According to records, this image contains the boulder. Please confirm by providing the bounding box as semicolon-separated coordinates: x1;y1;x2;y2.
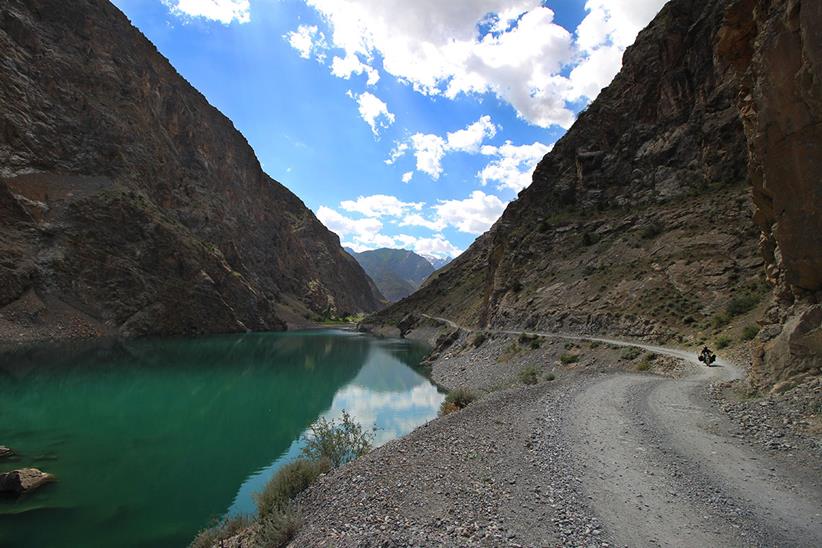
0;446;14;458
0;468;54;495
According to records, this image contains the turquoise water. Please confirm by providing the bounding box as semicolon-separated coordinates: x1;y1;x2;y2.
0;330;442;547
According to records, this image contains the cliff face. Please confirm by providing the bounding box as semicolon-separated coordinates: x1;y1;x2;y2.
370;0;820;384
372;0;761;337
718;0;821;385
0;0;383;340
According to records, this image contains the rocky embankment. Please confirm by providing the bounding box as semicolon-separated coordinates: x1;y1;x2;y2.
0;0;383;343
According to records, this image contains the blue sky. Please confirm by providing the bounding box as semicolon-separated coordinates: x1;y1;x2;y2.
111;0;667;258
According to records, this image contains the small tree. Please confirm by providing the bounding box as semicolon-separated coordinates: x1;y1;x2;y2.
301;411;374;468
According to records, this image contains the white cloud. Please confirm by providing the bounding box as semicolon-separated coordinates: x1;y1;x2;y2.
289;0;667;127
404;115;497;180
406;235;462;259
284;24;329;61
348;91;395;136
478;140;553;192
384;142;409;165
401;171;413;183
409;133;447;179
399;213;446;232
317;206;383;243
433;190;507;234
331;54;380;85
445;115;496;153
162;0;250;24
340;194;423;217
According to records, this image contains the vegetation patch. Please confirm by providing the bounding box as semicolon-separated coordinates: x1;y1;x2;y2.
544;372;556;381
641;221;664;240
191;516;252;548
620;347;643;361
440;388;477;416
472;332;488;347
559;353;580;364
256;507;303;548
716;335;732;349
302;410;374;467
255;458;332;518
518;365;540;385
741;325;759;341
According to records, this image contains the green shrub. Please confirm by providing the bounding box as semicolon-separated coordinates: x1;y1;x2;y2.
741;325;759;341
439;388;477;415
473;332;488;347
519;366;540;385
559;353;579;364
530;339;541;350
301;411;373;468
636;360;651;372
256;506;302;548
726;292;761;317
712;313;731;329
255;458;332;517
511;280;524;293
716;335;732;349
620;347;642;361
544;373;556;381
589;340;601;349
190;516;252;548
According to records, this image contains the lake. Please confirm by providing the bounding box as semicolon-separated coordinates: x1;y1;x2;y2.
0;330;442;547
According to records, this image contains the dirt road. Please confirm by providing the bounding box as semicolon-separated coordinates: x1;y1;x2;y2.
421;314;822;546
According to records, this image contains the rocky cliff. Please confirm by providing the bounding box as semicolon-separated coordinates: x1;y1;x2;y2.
0;0;383;341
369;0;821;386
717;0;821;385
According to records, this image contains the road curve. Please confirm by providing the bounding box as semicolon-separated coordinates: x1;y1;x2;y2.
420;314;822;546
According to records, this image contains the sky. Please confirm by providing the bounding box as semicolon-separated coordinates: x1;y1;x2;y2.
110;0;668;259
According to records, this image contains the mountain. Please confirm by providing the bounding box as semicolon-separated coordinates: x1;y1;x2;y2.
424;255;453;271
0;0;383;342
347;248;435;302
366;0;821;387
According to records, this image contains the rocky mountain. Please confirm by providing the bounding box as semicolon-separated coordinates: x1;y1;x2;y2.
367;0;820;387
0;0;383;342
347;248;435;302
424;255;453;271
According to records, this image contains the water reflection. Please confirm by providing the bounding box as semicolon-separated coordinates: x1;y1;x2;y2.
227;336;443;516
0;330;440;548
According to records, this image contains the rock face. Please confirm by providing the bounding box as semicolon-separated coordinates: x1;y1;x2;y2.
0;468;53;495
369;0;820;385
717;0;822;386
0;0;383;341
0;446;13;458
371;0;760;337
347;248;435;302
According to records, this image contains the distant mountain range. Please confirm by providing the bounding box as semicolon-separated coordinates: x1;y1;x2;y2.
345;248;452;302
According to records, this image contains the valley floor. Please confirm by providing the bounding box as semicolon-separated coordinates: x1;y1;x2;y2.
226;323;822;547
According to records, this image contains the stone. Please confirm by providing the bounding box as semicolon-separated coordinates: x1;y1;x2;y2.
0;468;54;495
0;446;14;458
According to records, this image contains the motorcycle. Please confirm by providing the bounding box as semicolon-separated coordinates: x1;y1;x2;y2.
698;347;716;366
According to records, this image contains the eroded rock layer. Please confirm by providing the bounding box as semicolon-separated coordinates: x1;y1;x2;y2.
0;0;383;340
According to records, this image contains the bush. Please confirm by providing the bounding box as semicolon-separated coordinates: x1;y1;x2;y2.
530;339;541;350
301;411;373;468
256;507;302;548
473;332;488;347
620;347;642;361
712;312;731;329
544;373;556;381
726;292;761;317
439;388;477;416
519;366;540;385
742;325;759;341
716;335;732;349
190;516;252;548
511;280;524;293
255;458;332;517
636;360;651;372
559;353;579;364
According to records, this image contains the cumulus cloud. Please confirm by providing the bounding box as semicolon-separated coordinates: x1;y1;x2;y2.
162;0;250;24
433;190;507;234
403;115;497;180
316;206;383;243
399;213;446;232
347;91;395;136
340;194;423;217
288;0;668;127
284;24;329;61
401;171;413;183
479;140;553;192
331;54;380;85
